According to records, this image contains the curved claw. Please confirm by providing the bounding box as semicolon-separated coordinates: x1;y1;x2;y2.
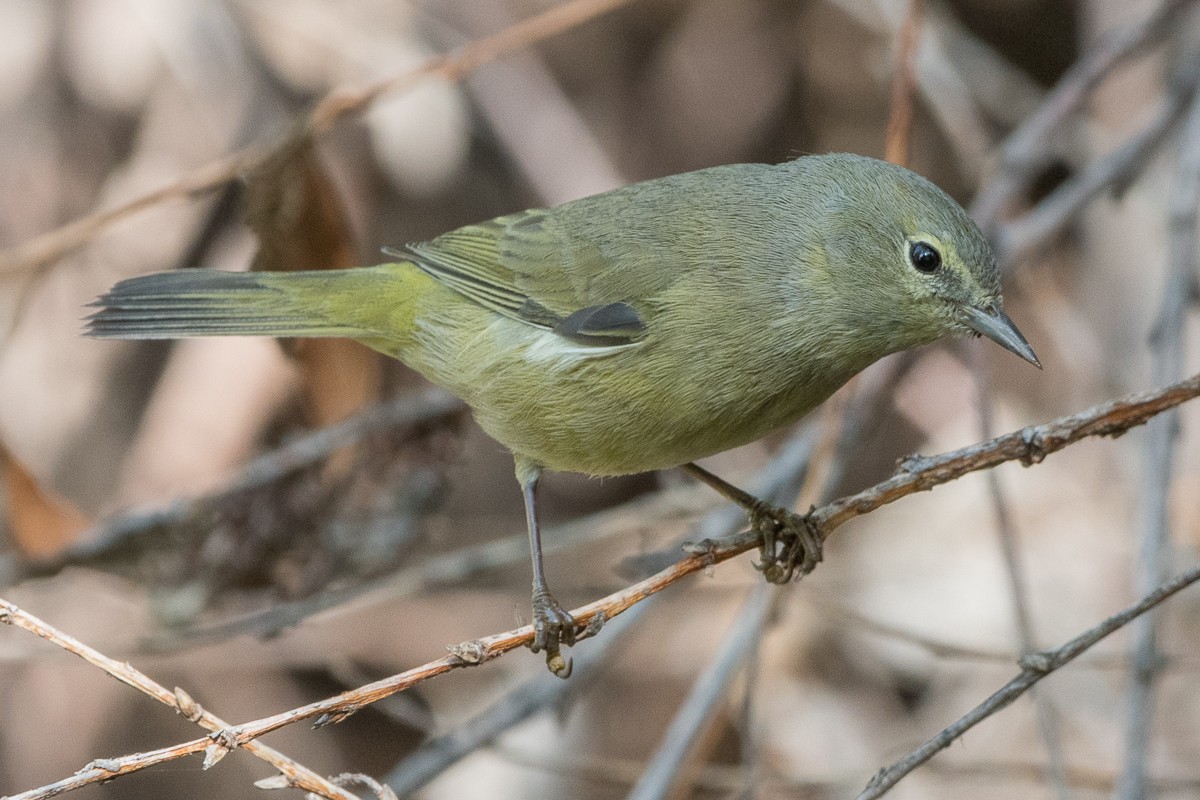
530;589;579;678
749;503;823;584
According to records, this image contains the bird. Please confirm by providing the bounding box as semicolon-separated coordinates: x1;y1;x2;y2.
86;152;1039;676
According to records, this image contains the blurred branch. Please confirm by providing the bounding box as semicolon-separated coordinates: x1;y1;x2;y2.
971;0;1196;230
19;388;463;578
1115;88;1200;800
626;584;779;800
0;0;643;280
996;57;1199;267
145;480;712;649
884;0;924;167
427;1;626;205
833;0;995;175
9;372;1200;799
0;598;359;800
857;562;1200;800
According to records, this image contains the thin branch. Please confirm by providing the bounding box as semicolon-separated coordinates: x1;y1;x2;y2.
386;416;826;794
0;0;643;279
810;372;1200;535
0;599;357;800
626;584;779;800
857;562;1200;800
884;0;924;167
1115;89;1200;800
8;372;1200;800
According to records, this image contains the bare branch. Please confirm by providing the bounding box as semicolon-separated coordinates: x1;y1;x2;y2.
857;562;1200;799
884;0;924;167
0;598;357;800
27;388;463;575
972;357;1071;800
8;371;1200;800
626;584;779;800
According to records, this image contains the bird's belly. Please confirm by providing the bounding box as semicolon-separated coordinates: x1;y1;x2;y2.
467;344;845;476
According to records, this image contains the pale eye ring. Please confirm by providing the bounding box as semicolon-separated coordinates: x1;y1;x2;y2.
909;241;941;273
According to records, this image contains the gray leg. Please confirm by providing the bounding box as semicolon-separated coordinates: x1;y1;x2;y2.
518;463;577;678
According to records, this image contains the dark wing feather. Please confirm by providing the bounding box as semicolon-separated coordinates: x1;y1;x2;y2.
386;208;650;346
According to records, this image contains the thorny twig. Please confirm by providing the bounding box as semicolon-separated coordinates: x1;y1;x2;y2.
386;409;829;794
7;373;1200;800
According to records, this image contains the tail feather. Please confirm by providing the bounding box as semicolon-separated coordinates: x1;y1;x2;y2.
85;269;369;339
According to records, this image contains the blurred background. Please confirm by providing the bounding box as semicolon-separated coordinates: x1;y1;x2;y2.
1;0;1199;798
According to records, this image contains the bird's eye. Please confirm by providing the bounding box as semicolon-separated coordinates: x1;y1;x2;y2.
909;241;941;273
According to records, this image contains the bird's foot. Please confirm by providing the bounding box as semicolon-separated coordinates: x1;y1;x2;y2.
530;589;579;678
749;502;823;584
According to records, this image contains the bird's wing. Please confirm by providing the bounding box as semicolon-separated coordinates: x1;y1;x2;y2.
386;208;665;346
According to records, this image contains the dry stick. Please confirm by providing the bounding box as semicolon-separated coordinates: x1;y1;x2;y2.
0;599;357;800
10;373;1200;800
1115;91;1200;800
857;563;1200;800
970;0;1194;229
0;0;642;279
625;584;779;800
973;362;1071;800
884;0;924;168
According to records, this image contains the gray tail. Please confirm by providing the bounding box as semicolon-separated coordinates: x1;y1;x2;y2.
85;269;365;340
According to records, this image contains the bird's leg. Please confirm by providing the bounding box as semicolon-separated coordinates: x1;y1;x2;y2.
680;462;823;583
519;466;578;678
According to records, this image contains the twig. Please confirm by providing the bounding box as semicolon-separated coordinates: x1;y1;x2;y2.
0;0;643;279
970;0;1195;229
9;373;1200;800
831;0;994;176
626;584;779;800
811;372;1200;534
884;0;924;167
0;598;357;800
808;592;1200;671
856;562;1200;799
1115;89;1200;800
